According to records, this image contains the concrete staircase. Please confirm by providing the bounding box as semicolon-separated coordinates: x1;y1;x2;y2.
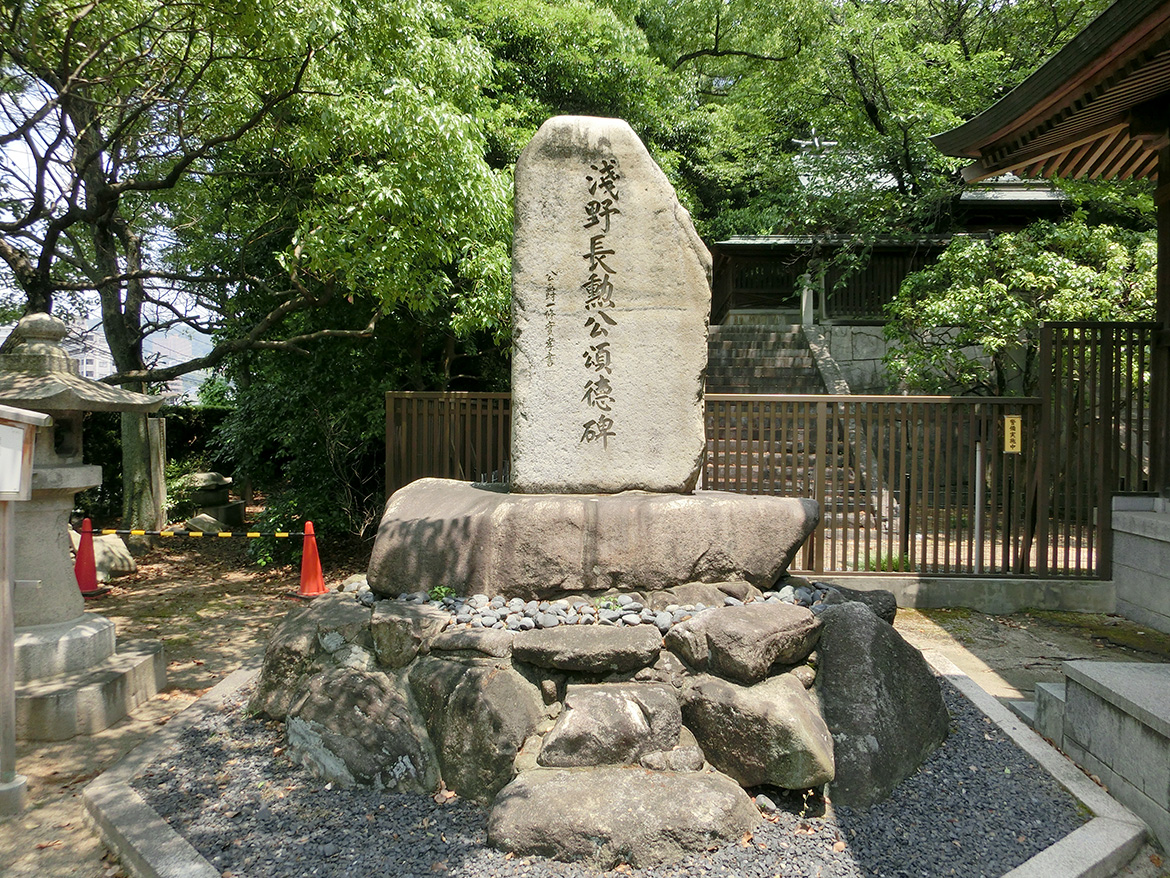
705;312;871;527
706;312;825;394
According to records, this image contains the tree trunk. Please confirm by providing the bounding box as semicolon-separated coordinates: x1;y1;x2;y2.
120;411;159;530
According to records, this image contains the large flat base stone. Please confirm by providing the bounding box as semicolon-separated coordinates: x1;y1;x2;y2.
16;641;166;741
368;479;819;600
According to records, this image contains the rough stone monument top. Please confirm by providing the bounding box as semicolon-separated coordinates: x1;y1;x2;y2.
511;116;710;495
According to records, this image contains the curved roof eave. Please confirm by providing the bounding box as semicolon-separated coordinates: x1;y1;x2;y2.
931;0;1170;159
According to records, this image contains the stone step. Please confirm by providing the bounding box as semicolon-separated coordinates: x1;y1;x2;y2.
1034;680;1066;744
706;376;823;385
1057;662;1170;855
1005;699;1037;727
706;317;826;396
706;360;817;373
16;640;166;741
709;326;806;338
707;334;807;347
706;377;822;389
721;312;801;327
706;344;809;358
706;382;826;394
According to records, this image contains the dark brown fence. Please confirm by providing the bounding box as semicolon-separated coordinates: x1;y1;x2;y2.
825;249;939;319
386;393;511;492
1033;321;1158;579
703;395;1047;575
386;377;1155;578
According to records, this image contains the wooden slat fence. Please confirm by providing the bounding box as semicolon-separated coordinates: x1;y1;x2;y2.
1032;321;1158;579
825;249;937;319
703;395;1046;576
387;374;1153;579
386;393;511;491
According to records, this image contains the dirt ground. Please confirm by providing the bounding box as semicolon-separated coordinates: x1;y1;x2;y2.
2;540;1168;878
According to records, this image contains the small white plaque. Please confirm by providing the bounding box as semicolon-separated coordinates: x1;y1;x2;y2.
0;424;26;496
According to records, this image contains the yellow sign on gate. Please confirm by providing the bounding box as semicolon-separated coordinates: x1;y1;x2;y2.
1003;415;1022;453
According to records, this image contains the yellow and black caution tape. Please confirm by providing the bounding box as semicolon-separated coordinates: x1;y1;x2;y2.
97;528;306;538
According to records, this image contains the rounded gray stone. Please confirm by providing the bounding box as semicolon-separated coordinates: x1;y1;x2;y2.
487;766;759;867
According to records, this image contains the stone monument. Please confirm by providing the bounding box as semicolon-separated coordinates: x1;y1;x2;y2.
511;116;708;493
0;314;166;740
256;117;948;870
367;116;819;599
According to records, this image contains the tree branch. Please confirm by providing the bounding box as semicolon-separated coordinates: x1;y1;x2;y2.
673;41;801;71
102;309;381;385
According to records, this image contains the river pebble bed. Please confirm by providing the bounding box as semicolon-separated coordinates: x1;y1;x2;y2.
360;582;855;633
132;677;1088;878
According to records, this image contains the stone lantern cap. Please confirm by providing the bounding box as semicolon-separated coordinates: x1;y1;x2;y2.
0;313;162;414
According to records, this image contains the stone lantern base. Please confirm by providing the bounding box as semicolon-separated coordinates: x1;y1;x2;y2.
13;614;165;741
9;459;165;741
0;312;167;741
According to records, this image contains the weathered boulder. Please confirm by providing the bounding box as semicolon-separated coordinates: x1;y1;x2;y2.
408;656;544;804
250;594;373;718
625;649;689;690
370;601;449;668
815;602;949;807
69;529;136;582
538;683;680;767
511;116;710;495
184;512;227;533
513;625;661;674
430;627;515;659
639;726;705;772
818;583;898;624
285;667;438;793
487;766;760;867
683;673;834;790
643;580;761;610
367;479;820;599
666;603;821;683
638;745;704;772
787;663;817;689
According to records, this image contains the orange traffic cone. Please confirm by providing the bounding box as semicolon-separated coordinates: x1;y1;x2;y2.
297;521;326;598
75;518;108;598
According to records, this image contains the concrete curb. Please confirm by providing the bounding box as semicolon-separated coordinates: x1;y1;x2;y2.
925;651;1149;878
818;575;1116;615
83;666;257;878
84;656;1149;878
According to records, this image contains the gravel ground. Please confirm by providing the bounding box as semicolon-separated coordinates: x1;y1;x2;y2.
134;679;1087;878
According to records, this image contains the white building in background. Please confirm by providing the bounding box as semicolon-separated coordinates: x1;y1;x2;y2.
63;327;116;380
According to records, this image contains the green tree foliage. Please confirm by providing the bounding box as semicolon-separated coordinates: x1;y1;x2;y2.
883;214;1156;396
212;305;508;546
4;0;1147;540
633;0;1114;237
1;0;508;526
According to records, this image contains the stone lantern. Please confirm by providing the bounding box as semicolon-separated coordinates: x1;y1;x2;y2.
0;313;165;740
